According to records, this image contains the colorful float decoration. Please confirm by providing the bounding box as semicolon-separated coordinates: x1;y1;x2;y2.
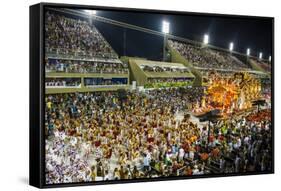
194;71;261;116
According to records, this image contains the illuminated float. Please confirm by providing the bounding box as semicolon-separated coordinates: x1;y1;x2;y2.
194;71;261;116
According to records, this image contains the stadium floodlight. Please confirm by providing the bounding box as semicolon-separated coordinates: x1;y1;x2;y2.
229;42;234;52
162;21;170;34
259;52;263;60
246;48;250;56
85;10;96;15
203;34;209;45
269;56;272;62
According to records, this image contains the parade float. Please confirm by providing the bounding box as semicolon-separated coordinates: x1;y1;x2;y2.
193;71;262;116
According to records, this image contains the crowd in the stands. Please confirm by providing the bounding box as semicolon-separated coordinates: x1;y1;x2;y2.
45;59;129;74
84;78;128;86
250;58;271;73
142;65;189;73
169;40;250;70
45;11;117;59
144;78;194;88
45;78;81;87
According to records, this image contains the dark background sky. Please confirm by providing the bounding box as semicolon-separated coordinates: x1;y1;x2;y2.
82;9;273;61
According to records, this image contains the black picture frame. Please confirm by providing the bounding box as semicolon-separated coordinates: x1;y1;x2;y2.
30;2;274;188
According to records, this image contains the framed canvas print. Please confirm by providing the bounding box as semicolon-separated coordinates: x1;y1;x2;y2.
29;2;274;188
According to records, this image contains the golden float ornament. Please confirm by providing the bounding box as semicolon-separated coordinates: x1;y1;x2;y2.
200;71;261;115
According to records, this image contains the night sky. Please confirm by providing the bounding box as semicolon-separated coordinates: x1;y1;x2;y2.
87;9;273;61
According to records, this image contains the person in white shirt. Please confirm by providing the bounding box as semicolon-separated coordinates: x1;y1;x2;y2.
178;147;185;161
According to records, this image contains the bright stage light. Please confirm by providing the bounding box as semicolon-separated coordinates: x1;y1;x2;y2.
269;56;272;62
247;48;250;56
229;42;234;51
259;52;263;60
162;21;170;34
203;34;209;45
85;10;96;15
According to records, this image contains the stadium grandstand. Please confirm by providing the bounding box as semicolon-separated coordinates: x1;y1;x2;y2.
44;8;272;184
249;57;271;73
129;59;194;88
45;11;129;94
168;39;251;70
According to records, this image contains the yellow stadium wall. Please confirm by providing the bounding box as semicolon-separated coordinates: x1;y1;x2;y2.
128;59;148;86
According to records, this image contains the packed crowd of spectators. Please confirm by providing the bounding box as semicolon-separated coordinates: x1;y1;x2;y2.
142;65;189;73
43;10;271;184
199;70;235;78
45;78;128;88
260;78;271;96
169;40;250;70
45;88;271;184
250;58;271;73
45;11;117;59
45;59;129;74
45;78;81;87
145;78;194;88
84;78;128;86
146;87;204;112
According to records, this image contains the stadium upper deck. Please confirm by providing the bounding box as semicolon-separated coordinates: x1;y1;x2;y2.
45;11;118;59
45;11;129;94
168;39;251;71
